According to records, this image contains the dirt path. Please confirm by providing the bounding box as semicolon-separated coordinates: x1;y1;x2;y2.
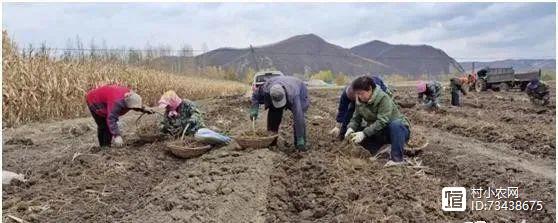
2;86;556;222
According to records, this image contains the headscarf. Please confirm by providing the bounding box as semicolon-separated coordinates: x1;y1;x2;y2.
416;81;427;93
158;90;182;118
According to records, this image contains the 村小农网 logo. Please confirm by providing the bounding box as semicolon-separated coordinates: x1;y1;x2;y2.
442;187;466;211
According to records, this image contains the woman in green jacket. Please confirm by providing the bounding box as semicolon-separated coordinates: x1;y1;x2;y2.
344;76;411;167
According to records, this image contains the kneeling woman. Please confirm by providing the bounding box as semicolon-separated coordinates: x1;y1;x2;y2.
158;90;205;137
344;76;411;167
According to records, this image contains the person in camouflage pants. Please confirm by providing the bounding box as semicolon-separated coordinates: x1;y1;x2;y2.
416;80;442;109
526;79;550;106
158;91;205;137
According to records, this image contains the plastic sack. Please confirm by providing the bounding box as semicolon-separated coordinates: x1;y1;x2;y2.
194;128;231;145
3;170;25;185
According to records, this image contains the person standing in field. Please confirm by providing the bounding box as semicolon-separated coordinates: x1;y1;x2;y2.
344;76;411;167
416;80;442;109
86;84;152;148
330;75;391;140
250;76;309;151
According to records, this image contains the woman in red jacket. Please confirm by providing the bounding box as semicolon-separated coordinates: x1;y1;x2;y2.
86;84;152;148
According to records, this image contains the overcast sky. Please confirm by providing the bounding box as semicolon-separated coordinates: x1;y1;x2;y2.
2;2;556;61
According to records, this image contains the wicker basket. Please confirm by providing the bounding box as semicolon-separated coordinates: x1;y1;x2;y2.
166;140;212;159
397;101;416;108
406;131;429;152
234;134;278;149
136;133;163;143
135;113;164;142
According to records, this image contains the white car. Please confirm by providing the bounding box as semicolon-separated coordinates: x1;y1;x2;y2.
252;70;284;91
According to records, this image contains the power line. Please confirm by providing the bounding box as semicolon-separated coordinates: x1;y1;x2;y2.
21;47;555;61
22;48;205;52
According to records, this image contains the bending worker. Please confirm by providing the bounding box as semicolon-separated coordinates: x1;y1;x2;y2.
330;75;390;140
526;78;550;106
86;84;152;148
250;76;309;151
449;76;469;106
416;80;442;109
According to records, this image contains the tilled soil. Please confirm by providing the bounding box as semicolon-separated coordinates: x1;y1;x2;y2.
2;85;556;222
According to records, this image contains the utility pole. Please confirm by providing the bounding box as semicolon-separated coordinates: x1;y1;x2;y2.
250;45;259;71
472;62;475;75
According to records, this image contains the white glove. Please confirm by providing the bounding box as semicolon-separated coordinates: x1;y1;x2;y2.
113;136;124;147
329;126;340;136
344;128;355;140
350;132;365;144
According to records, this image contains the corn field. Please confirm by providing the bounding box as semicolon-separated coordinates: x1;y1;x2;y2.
2;31;248;127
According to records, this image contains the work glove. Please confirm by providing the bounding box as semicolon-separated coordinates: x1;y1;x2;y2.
329;123;341;136
344;128;355;140
350;132;365;144
296;137;306;151
249;107;259;120
112;136;124;147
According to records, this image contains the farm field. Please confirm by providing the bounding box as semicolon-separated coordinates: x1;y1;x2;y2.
2;84;555;222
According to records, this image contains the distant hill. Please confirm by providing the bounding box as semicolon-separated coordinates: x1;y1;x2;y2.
350;40;464;76
156;34;480;78
460;59;555;73
195;34;396;77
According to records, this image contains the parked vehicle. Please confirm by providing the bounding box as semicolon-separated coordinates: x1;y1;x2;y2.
251;70;284;91
473;67;541;92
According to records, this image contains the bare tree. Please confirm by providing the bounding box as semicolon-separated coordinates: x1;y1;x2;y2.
26;43;34;59
63;38;74;62
180;44;193;57
127;48;142;65
38;41;50;58
100;39;109;61
145;42;154;61
199;42;209;73
89;38;97;60
74;35;86;62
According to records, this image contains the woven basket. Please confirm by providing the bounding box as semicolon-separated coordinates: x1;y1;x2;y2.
406;131;429;152
397;101;416;108
234;134;278;149
166;140;212;159
135;113;164;142
137;133;163;143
